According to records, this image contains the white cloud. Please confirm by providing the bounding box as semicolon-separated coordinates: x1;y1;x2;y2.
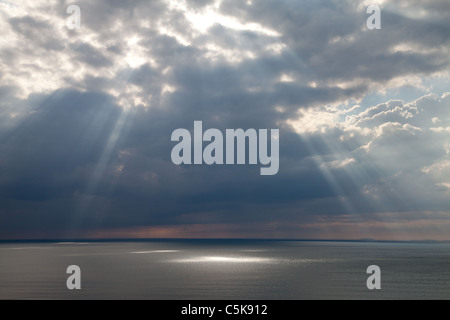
289;92;450;213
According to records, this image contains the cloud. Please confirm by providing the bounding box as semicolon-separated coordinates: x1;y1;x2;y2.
289;92;450;214
1;0;450;240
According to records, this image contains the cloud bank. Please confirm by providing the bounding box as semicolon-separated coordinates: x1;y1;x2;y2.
1;0;450;240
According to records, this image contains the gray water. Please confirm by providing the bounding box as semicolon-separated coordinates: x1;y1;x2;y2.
0;240;449;299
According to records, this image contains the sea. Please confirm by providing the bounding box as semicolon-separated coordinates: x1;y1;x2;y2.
0;240;449;300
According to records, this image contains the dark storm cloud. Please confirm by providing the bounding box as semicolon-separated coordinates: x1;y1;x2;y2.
1;0;450;239
219;0;450;83
0;87;338;233
0;90;121;199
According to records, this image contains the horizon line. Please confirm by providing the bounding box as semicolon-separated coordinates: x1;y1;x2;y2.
0;238;449;244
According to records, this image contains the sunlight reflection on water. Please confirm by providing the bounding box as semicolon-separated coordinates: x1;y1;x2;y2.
130;250;180;254
171;256;275;264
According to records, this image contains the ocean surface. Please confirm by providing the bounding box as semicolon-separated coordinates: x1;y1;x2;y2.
0;240;449;300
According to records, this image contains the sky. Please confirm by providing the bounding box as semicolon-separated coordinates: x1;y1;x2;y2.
0;0;450;241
